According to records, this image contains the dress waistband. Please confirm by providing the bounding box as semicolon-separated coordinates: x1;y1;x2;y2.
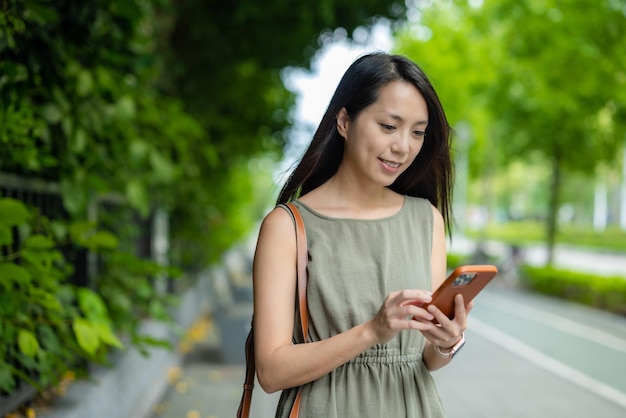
348;347;422;365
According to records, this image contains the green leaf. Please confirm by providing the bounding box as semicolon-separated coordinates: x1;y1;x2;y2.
77;288;109;321
0;362;16;393
0;263;32;288
129;140;149;162
73;318;100;355
68;220;96;241
27;288;62;311
135;335;171;350
0;225;12;246
0;198;29;226
37;324;61;350
60;178;87;215
149;299;168;320
17;329;40;357
41;103;63;124
24;234;55;250
115;95;136;120
90;231;119;250
61;114;74;137
71;127;88;153
50;221;68;240
76;69;93;97
125;179;149;217
149;150;176;183
1;62;28;83
94;322;124;349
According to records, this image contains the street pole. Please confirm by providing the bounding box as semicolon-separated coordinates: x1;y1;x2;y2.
593;179;607;232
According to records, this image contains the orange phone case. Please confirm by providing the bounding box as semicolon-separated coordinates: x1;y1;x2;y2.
425;265;498;321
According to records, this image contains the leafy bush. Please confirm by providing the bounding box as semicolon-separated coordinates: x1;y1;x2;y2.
520;265;626;315
0;197;178;394
0;198;114;392
0;0;407;405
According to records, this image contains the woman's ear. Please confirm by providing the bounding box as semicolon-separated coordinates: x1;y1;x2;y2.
336;108;350;139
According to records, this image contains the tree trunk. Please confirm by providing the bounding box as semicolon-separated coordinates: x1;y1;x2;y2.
546;155;562;266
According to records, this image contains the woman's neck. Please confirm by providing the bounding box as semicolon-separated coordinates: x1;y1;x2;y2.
299;175;404;219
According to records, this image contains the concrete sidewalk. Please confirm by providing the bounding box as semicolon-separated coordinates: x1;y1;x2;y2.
146;314;279;418
146;287;626;418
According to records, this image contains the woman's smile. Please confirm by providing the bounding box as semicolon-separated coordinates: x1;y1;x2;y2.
379;158;402;172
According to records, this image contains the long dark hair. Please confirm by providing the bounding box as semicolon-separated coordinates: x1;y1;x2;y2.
277;52;454;231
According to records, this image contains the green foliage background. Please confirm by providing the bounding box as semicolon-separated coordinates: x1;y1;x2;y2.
0;0;406;399
394;0;626;262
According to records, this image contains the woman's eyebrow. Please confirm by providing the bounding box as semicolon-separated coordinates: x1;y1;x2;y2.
382;112;428;126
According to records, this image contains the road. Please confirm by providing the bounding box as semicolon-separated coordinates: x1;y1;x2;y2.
434;285;626;418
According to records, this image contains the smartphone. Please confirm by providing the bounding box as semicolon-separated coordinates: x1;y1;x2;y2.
425;265;498;321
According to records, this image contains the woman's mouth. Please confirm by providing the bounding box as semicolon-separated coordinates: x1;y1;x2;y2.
380;158;401;171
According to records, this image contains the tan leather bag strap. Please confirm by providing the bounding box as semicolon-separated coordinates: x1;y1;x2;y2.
237;202;308;418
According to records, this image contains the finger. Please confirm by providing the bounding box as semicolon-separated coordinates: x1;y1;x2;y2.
406;305;434;322
406;316;435;332
397;289;433;307
420;323;447;341
427;303;451;326
453;295;473;331
454;294;467;322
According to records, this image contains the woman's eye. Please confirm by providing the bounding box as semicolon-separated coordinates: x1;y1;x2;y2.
413;130;426;139
381;124;395;131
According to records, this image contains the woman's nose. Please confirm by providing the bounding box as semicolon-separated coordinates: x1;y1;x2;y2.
390;131;410;154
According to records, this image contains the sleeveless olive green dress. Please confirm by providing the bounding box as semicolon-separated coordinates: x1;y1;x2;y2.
275;196;446;418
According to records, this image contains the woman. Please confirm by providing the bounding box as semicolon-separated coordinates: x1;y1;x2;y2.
253;52;470;417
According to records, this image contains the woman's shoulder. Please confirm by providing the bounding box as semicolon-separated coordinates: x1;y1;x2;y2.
259;205;297;236
404;196;443;222
404;195;433;210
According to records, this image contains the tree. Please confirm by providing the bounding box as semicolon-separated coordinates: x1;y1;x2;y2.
396;0;626;263
156;0;410;265
394;1;501;233
1;0;409;268
480;0;626;263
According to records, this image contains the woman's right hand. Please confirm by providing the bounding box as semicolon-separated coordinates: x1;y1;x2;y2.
367;290;436;344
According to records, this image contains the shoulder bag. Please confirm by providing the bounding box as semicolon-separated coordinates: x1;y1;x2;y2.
237;202;309;418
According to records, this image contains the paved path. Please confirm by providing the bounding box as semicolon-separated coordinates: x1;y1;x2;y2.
435;286;626;418
146;317;279;418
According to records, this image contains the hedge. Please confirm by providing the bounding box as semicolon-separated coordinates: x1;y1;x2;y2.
521;265;626;315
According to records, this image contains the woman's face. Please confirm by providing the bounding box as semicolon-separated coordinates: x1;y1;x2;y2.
337;80;428;187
